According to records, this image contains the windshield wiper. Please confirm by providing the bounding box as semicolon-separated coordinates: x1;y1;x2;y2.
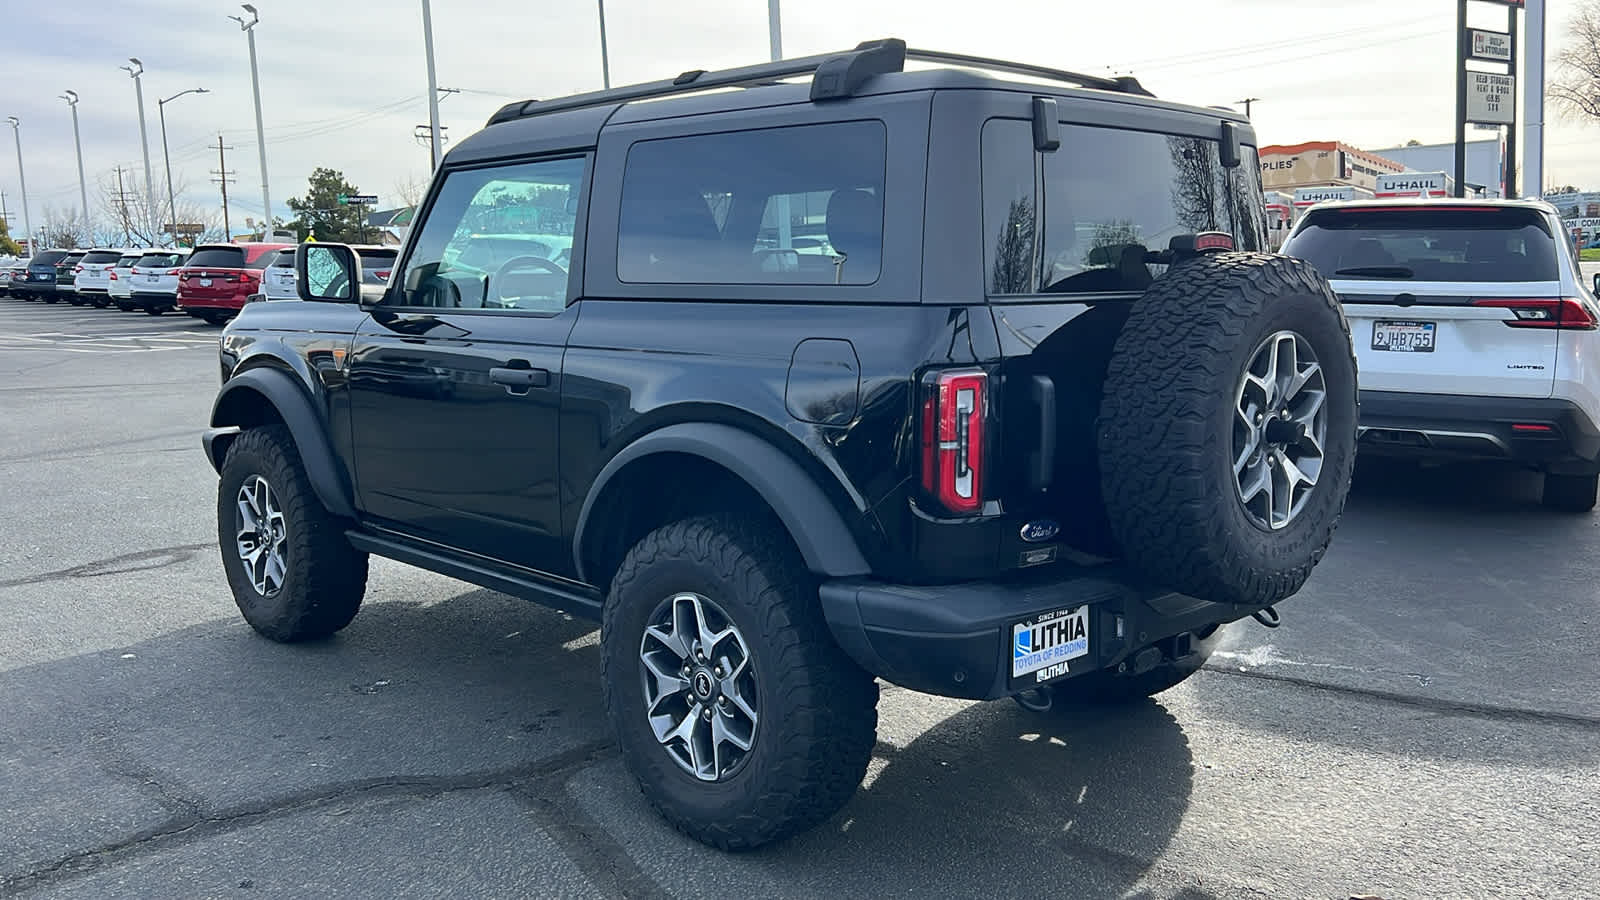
1333;265;1414;278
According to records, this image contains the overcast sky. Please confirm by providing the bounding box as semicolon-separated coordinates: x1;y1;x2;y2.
3;0;1596;233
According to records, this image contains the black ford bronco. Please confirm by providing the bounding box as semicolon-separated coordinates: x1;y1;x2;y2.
202;40;1357;850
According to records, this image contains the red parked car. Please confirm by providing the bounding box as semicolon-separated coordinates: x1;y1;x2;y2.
175;242;292;324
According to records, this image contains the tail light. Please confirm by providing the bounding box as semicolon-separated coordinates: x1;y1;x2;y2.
109;272;117;280
920;369;987;515
374;269;391;280
1471;297;1598;330
167;268;181;276
74;265;84;273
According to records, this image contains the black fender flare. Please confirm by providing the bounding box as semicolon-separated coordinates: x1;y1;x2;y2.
574;422;871;582
203;367;358;520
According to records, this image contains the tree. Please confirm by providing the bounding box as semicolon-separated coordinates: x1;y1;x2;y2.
288;167;368;242
95;172;220;248
1553;1;1600;120
989;198;1036;294
40;205;91;250
1405;139;1423;147
0;218;21;256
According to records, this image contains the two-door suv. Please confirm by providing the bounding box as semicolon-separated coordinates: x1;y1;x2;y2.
201;41;1358;850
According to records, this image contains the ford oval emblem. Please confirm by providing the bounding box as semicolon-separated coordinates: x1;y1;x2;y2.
1019;520;1060;543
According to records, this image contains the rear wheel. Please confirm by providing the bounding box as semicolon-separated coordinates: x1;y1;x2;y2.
144;306;164;316
602;515;878;851
1542;472;1598;513
115;301;136;312
200;311;229;325
1098;253;1358;608
90;296;109;308
42;295;58;304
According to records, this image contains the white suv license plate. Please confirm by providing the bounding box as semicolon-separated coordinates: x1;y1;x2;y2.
1011;606;1090;684
1372;320;1436;353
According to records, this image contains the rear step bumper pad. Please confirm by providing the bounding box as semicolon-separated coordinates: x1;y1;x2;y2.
1358;390;1600;471
819;570;1258;701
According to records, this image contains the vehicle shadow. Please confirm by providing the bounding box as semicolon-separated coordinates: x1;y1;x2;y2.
0;587;1199;897
1346;456;1551;515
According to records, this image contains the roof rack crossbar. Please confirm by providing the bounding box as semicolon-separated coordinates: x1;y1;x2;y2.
486;39;909;126
902;48;1153;97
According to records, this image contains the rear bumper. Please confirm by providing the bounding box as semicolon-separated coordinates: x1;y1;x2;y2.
1358;390;1600;472
129;291;178;309
177;295;246;313
820;567;1258;701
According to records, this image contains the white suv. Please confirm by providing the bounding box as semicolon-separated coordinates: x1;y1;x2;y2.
126;248;191;315
74;249;140;308
1282;198;1600;511
107;251;146;310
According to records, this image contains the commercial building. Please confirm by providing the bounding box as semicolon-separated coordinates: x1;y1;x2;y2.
1368;137;1504;198
1541;190;1600;246
1259;141;1406;193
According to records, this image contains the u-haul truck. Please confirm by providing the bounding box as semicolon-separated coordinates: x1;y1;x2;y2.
1374;171;1455;199
1263;190;1294;250
1292;185;1373;210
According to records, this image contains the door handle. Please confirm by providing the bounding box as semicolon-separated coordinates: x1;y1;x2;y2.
490;365;550;391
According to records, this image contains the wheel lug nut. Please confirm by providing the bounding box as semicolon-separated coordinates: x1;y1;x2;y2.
702;708;713;721
1255;413;1263;424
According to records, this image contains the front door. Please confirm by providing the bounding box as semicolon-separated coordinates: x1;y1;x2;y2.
347;155;587;576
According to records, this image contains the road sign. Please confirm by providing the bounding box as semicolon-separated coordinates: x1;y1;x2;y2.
337;194;379;206
1469;28;1512;62
1467;72;1515;125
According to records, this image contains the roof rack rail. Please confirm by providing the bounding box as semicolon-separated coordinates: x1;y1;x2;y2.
486;39;908;126
902;49;1152;97
483;38;1152;128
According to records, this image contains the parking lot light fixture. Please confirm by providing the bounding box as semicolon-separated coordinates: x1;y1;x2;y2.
120;59;159;242
59;91;89;225
5;116;31;255
158;88;209;248
229;5;272;229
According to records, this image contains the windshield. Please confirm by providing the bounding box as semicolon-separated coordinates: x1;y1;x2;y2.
135;253;183;268
1285;207;1559;283
357;249;398;283
185;248;245;269
59;254;85;268
81;251;124;265
31;250;69;267
116;255;143;268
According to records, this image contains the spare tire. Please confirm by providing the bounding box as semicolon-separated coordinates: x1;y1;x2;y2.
1097;252;1356;608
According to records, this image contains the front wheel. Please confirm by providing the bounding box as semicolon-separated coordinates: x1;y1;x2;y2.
217;425;369;641
601;516;879;851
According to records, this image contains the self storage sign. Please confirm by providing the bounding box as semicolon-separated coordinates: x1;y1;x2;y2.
1467;72;1515;125
1469;29;1512;62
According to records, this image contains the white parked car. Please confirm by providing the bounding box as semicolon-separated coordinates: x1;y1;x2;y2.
251;244;398;303
1281;197;1600;511
73;248;140;308
126;248;191;315
107;251;146;309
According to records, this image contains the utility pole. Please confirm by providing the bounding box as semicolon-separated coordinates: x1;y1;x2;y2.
212;136;237;241
60;91;89;225
121;60;158;240
1236;97;1261;118
768;0;782;60
229;5;271;229
1524;0;1547;196
112;165;136;244
5;117;30;256
1505;4;1519;197
420;0;443;171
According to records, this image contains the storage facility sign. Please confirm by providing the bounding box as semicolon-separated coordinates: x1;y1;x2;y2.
1469;29;1512;62
1466;72;1515;125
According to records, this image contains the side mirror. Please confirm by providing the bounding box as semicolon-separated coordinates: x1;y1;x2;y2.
1592;272;1599;295
296;243;362;303
1220;121;1242;169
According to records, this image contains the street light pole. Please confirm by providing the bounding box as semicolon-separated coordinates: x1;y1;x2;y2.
60;91;89;225
158;88;209;248
229;5;272;231
121;59;158;242
597;0;611;89
768;0;782;60
420;0;443;171
5;117;31;255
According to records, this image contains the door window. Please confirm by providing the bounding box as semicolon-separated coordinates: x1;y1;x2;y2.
394;157;585;312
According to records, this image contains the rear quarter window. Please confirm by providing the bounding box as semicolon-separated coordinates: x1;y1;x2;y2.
1285;208;1559;283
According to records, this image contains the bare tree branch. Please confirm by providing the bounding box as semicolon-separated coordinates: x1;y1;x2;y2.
1552;1;1600;123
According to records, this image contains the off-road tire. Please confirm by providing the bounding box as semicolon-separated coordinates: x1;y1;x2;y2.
1098;252;1357;608
1542;472;1598;513
1028;627;1223;709
217;425;368;641
601;515;879;851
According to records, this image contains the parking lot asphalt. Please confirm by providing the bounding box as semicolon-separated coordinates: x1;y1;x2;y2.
1;297;1595;899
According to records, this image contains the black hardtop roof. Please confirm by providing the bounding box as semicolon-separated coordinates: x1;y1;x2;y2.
449;39;1250;165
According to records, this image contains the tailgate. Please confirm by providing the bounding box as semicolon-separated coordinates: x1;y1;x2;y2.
179;269;248;303
1335;279;1559;399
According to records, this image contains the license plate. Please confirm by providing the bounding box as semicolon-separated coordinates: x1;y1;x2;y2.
200;278;212;287
1011;606;1090;685
1372;320;1436;352
147;274;159;283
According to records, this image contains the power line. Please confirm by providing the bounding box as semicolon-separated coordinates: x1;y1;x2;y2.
211;136;238;240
